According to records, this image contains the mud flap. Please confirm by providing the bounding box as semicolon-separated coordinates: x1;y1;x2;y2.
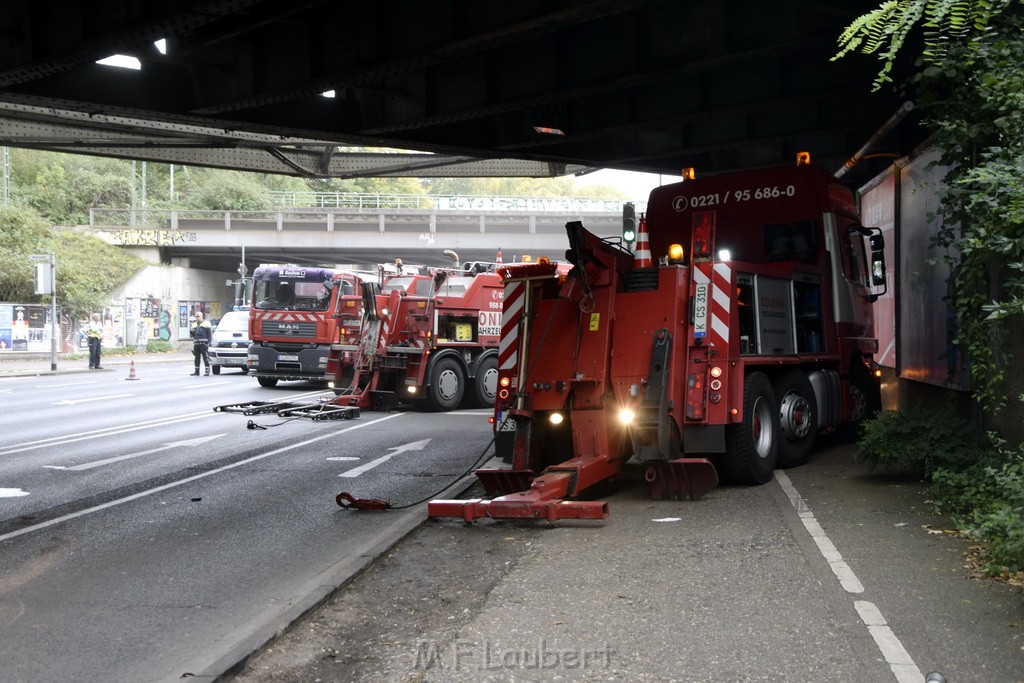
643;458;719;501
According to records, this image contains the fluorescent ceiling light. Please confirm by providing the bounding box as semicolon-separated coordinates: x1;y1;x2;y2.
321;90;336;98
96;54;141;70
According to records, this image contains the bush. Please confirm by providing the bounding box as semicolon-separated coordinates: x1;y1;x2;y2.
855;405;989;477
858;406;1024;573
933;438;1024;573
146;340;174;353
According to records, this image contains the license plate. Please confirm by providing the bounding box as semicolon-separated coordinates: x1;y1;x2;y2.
278;354;299;361
693;283;709;339
495;411;516;431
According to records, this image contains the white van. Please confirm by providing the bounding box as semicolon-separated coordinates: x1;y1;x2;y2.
209;309;252;374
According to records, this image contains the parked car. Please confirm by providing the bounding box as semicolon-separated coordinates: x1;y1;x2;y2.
209;308;252;374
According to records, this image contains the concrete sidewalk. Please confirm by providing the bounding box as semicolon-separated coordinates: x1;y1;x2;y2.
0;349;197;377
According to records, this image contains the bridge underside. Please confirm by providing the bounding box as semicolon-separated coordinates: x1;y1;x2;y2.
0;1;921;186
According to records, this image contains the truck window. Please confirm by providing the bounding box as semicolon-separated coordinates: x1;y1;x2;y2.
842;229;869;286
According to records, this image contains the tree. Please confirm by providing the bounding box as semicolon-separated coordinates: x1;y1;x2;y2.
835;1;1024;411
0;203;146;321
833;0;1020;90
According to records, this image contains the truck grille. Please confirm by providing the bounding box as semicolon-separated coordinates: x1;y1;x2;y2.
260;321;317;338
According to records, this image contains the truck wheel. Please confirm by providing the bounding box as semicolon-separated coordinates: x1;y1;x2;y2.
211;365;221;375
471;356;498;407
836;362;882;442
426;357;464;411
257;377;278;388
775;370;817;468
722;371;779;484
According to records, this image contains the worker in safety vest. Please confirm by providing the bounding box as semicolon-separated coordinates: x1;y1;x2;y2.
189;311;213;376
85;312;103;369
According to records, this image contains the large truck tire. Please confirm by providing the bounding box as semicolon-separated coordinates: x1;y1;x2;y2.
835;361;882;443
257;377;278;388
774;369;817;468
211;365;221;375
722;371;779;484
470;356;498;407
426;356;464;411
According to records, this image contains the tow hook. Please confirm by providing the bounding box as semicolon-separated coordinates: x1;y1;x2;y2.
335;492;391;511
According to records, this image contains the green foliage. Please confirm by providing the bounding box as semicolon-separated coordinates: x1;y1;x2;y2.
146;339;174;353
855;405;988;476
859;408;1024;571
0;203;145;319
833;0;1020;91
932;437;1024;571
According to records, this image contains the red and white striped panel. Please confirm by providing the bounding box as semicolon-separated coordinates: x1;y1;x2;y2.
253;311;320;323
693;262;732;347
498;280;525;371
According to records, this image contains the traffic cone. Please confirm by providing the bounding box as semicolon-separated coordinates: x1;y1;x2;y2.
495;247;503;264
633;215;653;268
125;361;140;380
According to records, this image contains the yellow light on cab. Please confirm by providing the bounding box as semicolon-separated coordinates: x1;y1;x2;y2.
796;151;811;166
668;244;685;261
682;167;696;180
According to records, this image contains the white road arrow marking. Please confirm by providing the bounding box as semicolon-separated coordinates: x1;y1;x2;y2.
338;438;431;478
0;488;30;497
42;434;225;471
53;393;135;406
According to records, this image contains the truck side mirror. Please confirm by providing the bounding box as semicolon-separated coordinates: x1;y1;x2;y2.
871;252;886;286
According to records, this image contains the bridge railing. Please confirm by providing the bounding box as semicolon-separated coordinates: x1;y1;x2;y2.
266;191;642;213
88;197;646;230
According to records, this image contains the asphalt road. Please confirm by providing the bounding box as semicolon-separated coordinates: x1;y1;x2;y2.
0;362;491;682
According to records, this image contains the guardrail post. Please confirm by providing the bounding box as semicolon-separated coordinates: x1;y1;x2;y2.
378;214;385;233
479;214;485;234
276;212;283;232
171;211;178;230
224;212;231;231
327;212;334;233
429;214;436;233
529;215;536;235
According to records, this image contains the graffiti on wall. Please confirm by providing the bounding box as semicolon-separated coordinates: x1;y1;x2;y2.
112;229;197;246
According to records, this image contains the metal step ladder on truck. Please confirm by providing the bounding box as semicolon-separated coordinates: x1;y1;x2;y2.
327;264;506;412
247;265;365;388
429;158;887;522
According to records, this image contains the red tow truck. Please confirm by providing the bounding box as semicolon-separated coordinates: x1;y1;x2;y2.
327;264;505;412
430;158;886;521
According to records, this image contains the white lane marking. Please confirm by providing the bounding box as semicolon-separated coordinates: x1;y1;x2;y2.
1;411;219;455
0;488;30;498
338;438;431;478
42;434;225;471
855;601;924;683
39;380;99;388
326;457;360;461
775;471;923;683
775;470;863;593
0;413;405;544
175;381;232;388
53;393;135;405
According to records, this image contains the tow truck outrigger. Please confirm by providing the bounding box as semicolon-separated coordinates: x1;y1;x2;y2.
429;158;885;522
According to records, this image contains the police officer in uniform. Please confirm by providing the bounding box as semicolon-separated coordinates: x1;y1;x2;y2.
190;311;213;376
85;312;103;369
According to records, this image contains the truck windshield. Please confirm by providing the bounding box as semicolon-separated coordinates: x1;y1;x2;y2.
381;277;424;295
253;279;331;311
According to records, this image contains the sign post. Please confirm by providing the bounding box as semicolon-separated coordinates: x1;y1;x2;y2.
30;253;57;371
